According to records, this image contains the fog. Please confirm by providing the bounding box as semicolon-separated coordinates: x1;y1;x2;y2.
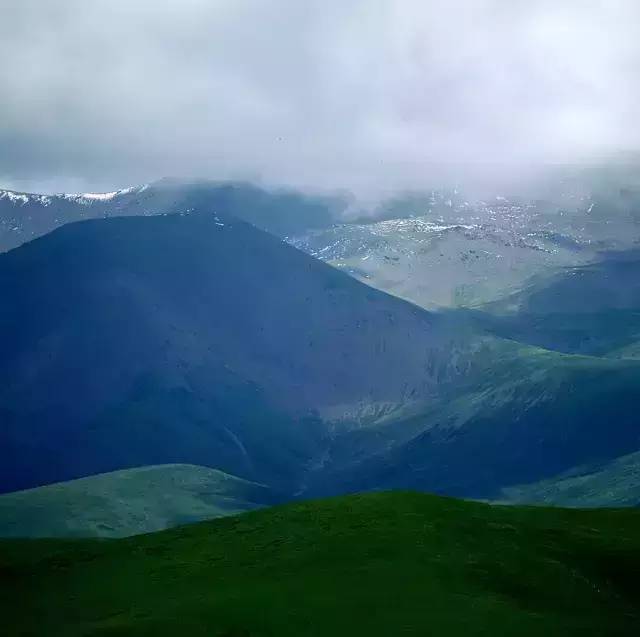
1;0;639;197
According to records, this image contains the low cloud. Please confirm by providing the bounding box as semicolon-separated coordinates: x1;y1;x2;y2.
1;0;639;196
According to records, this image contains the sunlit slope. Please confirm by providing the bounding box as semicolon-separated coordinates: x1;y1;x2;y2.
499;450;640;507
0;464;275;538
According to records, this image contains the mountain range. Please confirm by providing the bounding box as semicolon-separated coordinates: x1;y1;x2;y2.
289;189;640;310
0;179;343;253
1;184;639;532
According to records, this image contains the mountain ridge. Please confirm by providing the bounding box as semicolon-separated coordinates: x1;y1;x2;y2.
0;179;344;252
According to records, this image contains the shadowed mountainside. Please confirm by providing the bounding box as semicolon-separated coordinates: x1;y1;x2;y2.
0;212;471;493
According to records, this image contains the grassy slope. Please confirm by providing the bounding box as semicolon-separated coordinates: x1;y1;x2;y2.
500;451;640;507
0;464;273;538
1;491;639;637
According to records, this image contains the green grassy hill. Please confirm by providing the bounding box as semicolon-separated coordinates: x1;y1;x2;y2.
1;491;639;637
0;464;274;538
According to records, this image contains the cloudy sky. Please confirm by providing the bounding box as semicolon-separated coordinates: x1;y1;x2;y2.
1;0;639;195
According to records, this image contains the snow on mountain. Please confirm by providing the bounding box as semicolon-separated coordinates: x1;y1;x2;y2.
58;185;148;205
0;180;341;253
0;185;150;210
0;190;53;207
288;197;640;309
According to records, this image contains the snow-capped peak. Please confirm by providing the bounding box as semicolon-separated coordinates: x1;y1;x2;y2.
59;184;148;205
0;190;29;205
0;190;53;206
1;184;149;208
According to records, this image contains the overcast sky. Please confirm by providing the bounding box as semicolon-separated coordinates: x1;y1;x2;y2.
1;0;639;196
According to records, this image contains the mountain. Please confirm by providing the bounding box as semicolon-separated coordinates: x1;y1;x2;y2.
2;491;639;636
0;211;474;494
0;179;343;252
288;211;590;312
4;178;637;313
0;464;276;538
289;193;640;310
0;184;150;251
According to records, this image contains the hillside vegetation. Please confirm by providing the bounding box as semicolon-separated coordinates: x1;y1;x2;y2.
0;464;274;538
1;491;639;637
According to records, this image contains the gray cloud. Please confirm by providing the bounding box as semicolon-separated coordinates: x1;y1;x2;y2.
1;0;639;196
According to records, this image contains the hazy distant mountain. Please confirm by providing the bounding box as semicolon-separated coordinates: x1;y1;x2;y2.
0;179;344;252
4;176;638;314
289;192;640;310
